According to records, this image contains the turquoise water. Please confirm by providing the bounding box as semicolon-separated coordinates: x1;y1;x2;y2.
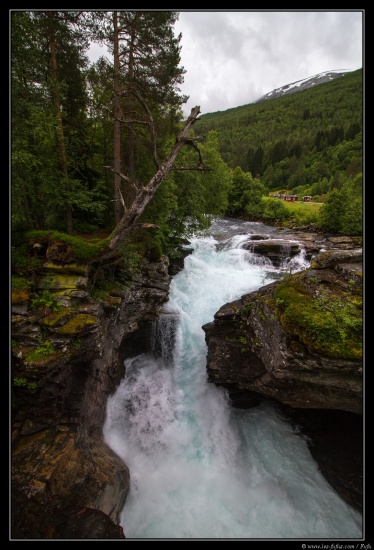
103;219;362;540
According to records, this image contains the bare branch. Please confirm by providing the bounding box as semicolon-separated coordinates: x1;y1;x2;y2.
104;166;139;191
182;138;206;166
118;87;159;169
117;186;126;209
171;165;214;171
115;117;151;128
137;223;161;230
97;105;203;262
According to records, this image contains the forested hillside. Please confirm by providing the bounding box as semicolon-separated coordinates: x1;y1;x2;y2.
193;69;363;235
196;69;362;194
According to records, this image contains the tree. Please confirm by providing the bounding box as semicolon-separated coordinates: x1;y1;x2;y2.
226;166;267;218
11;11;56;231
318;188;348;233
90;11;186;224
34;11;91;233
340;173;363;235
154;129;231;248
98;103;212;261
194;131;231;216
11;11;98;234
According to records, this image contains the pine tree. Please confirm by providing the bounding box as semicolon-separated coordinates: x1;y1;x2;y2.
90;11;187;224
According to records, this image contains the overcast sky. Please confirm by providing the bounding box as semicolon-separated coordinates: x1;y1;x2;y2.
88;10;364;117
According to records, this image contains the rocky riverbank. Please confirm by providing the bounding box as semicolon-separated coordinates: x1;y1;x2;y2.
11;226;363;538
11;240;172;539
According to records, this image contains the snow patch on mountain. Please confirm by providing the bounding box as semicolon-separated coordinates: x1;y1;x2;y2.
255;69;356;103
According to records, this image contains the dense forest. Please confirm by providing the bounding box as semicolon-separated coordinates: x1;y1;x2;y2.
195;69;363;232
11;11;363;289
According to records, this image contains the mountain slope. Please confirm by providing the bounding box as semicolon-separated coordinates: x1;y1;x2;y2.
195;68;362;195
255;69;357;103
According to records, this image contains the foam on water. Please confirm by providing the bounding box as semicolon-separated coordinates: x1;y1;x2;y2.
103;219;362;539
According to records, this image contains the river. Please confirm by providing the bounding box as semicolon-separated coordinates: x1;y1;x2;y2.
103;218;362;540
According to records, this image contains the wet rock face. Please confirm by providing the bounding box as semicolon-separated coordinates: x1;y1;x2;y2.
11;255;172;539
203;249;363;414
281;407;363;513
241;238;302;267
11;495;126;540
239;232;363;267
202;247;363;511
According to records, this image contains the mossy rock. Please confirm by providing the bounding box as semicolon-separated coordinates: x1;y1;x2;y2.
40;262;89;276
56;313;99;335
274;273;362;360
37;273;88;291
39;309;76;328
12;289;30;304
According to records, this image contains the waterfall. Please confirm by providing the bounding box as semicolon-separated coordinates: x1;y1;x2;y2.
103;218;362;540
150;311;178;366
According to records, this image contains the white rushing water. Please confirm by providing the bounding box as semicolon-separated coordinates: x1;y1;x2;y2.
103;218;362;540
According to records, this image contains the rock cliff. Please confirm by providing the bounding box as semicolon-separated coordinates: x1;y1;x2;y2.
11;243;171;539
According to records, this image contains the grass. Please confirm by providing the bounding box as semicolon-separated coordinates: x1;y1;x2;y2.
282;200;322;217
282;200;322;225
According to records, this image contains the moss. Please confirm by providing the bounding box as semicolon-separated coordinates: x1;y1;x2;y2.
57;313;98;335
38;273;88;290
24;338;57;362
11;276;32;292
40;309;74;328
26;230;107;262
274;275;362;360
241;303;253;316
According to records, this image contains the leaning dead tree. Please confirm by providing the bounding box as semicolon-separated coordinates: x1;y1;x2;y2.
99;92;212;262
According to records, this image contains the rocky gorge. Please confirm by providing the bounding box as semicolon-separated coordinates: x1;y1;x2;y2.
10;226;363;539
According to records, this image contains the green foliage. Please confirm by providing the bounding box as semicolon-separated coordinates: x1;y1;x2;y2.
139;130;232;254
274;276;362;359
11;11;100;234
11;240;43;275
26;230;107;262
13;377;38;393
262;198;291;221
25;338;56;361
11;276;32;292
226;166;268;218
197;69;362;228
117;241;144;277
11;12;362;249
317;175;362;235
90;287;112;302
90;239;144;296
30;290;62;313
197;131;232;216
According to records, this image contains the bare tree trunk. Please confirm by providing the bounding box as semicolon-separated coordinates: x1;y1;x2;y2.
113;11;123;224
126;17;137;185
48;12;73;234
98;106;205;262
